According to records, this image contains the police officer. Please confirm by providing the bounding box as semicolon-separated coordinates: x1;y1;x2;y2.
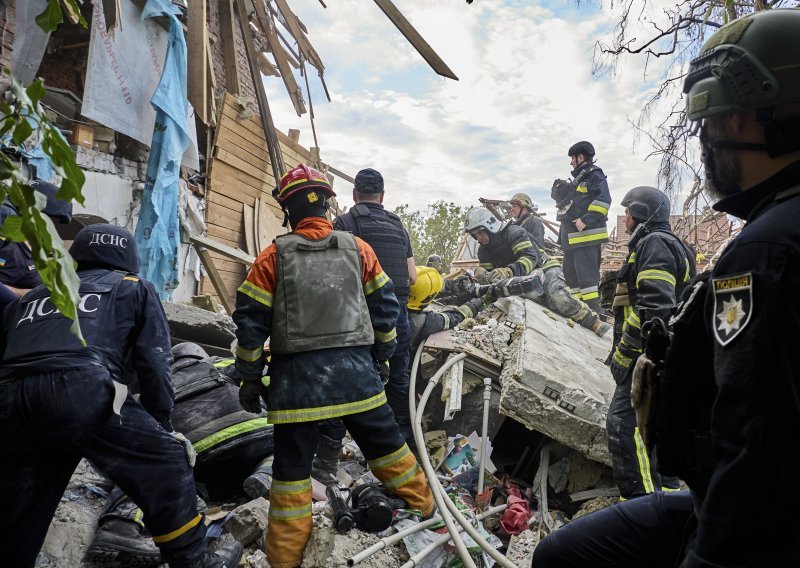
552;141;612;313
533;10;800;566
0;180;73;293
227;164;433;568
509;192;545;252
330;168;418;454
606;186;695;500
0;224;241;568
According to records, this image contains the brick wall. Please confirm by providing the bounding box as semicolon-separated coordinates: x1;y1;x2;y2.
0;2;15;93
38;45;88;95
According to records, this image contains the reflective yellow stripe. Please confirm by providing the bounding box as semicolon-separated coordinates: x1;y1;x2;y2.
582;291;599;301
369;444;411;469
568;228;608;245
518;256;534;274
267;392;387;424
193;418;270;453
238;280;274;307
234;343;263;362
625;310;641;329
271;479;312;494
269;504;312;521
123;276;139;281
152;514;202;543
363;271;389;295
613;349;632;368
628;252;637;264
380;462;421;491
684;258;691;282
479;262;495;269
587;200;610;215
634;427;655;493
456;304;475;318
512;240;533;255
213;359;235;368
576;184;588;193
542;258;560;271
374;328;397;343
637;269;676;287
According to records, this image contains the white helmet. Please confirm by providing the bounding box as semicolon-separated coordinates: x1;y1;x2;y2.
464;207;501;234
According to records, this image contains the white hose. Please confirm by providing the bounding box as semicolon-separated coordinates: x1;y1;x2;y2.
415;354;517;568
411;352;476;568
478;377;492;495
399;504;509;568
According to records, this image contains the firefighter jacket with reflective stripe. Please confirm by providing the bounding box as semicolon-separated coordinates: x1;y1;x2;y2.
515;212;546;252
610;224;695;370
0;268;174;424
232;216;400;424
560;163;612;250
171;358;271;459
671;164;800;567
409;298;485;354
271;231;374;354
336;203;411;301
477;223;540;276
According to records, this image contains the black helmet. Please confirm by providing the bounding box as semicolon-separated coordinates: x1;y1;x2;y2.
171;342;209;362
31;180;73;224
69;224;140;273
568;141;595;158
621;186;670;224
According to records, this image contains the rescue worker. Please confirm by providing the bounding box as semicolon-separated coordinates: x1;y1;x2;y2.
0;179;73;293
227;164;434;568
551;141;612;313
533;10;800;566
425;253;446;274
0;224;241;568
319;167;418;471
508;192;545;252
464;207;608;335
464;206;539;282
606;186;695;500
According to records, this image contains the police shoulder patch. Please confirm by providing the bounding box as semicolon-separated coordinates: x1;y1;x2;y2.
712;272;753;347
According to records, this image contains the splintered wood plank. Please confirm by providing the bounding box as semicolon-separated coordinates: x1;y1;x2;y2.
243;203;256;256
273;0;325;72
372;0;458;81
218;0;240;94
187;0;209;124
196;246;235;315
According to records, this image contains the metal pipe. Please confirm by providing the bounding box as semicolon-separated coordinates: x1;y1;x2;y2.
408;342;425;425
478;377;493;495
412;353;476;568
399;504;509;568
347;512;446;566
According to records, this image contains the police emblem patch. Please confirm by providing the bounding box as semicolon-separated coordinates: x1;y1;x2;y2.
712;272;752;346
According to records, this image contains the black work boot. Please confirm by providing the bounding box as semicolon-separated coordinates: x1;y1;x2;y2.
84;489;161;567
311;434;343;485
243;455;274;499
169;542;244;568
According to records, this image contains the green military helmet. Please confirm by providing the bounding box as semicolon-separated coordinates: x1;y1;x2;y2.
509;193;535;210
684;9;800;122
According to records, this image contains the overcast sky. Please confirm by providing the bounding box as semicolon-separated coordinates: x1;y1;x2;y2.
264;0;687;230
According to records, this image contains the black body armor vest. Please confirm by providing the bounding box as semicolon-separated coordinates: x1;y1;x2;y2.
351;204;410;301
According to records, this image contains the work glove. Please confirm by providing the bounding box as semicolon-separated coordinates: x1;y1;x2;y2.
373;338;396;364
488;266;513;283
376;360;390;384
172;432;197;468
631;354;657;450
239;377;270;414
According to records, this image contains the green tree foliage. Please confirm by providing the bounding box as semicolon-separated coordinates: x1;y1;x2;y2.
394;201;470;272
0;73;86;341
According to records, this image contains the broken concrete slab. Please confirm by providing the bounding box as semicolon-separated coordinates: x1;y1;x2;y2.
225;497;269;545
163;301;237;354
495;296;615;465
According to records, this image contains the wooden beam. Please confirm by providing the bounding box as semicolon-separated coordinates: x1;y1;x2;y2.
257;52;280;77
191;234;256;265
187;0;209;124
272;0;325;71
372;0;458;81
218;0;241;95
195;246;236;315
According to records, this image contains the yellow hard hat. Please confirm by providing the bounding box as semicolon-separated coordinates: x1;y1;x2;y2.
408;266;444;311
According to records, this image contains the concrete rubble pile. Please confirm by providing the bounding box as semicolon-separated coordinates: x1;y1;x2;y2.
36;295;621;567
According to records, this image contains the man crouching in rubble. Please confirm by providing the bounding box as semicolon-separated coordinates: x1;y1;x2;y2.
462;207;608;336
226;164;434;568
0;224;242;568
